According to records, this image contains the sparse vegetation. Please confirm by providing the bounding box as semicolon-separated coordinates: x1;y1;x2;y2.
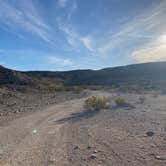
0;86;9;94
47;83;65;91
115;97;127;106
84;95;109;111
64;86;84;92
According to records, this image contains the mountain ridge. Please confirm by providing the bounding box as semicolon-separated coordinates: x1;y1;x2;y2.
1;61;166;89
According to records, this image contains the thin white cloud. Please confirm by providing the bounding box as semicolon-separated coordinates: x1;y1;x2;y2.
58;21;95;52
0;49;74;67
67;0;77;20
47;55;73;66
80;36;94;52
58;0;166;59
58;23;78;47
131;34;166;63
58;0;77;20
58;0;68;8
131;45;166;63
0;0;52;44
95;0;166;56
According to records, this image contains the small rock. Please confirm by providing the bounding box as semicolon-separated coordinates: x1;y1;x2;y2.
146;131;155;137
155;155;166;160
50;158;56;162
74;146;79;150
87;146;91;149
93;150;98;153
90;154;97;159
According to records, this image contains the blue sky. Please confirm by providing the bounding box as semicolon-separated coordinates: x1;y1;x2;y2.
0;0;166;71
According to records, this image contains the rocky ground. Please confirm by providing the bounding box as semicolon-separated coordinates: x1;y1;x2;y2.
0;90;86;125
0;90;166;166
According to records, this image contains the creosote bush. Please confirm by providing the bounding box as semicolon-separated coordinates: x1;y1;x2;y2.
115;97;126;106
84;95;109;111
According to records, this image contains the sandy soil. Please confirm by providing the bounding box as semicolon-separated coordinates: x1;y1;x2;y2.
0;90;166;166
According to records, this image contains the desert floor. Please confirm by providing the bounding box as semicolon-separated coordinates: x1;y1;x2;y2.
0;90;166;166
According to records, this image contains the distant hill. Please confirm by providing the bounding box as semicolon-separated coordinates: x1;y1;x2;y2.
0;65;33;85
1;61;166;89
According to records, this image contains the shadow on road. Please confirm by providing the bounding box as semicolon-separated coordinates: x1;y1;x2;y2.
54;110;99;124
110;103;136;110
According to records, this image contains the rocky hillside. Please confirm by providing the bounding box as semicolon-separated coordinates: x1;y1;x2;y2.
1;61;166;89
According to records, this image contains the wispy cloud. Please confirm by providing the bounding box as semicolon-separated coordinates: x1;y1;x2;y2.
58;22;78;48
128;1;166;63
57;0;166;60
58;21;95;52
131;34;166;63
95;1;166;56
0;49;74;69
67;0;77;20
47;55;73;66
80;36;94;52
0;0;52;43
57;0;77;20
58;0;68;8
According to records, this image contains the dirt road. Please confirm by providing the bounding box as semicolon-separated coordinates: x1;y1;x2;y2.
0;92;166;166
0;98;85;166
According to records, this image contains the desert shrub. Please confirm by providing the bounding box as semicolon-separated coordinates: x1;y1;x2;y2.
84;95;109;111
65;86;84;92
115;97;126;106
73;86;84;93
47;83;65;91
0;87;9;95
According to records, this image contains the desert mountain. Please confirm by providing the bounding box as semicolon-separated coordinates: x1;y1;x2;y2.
1;61;166;88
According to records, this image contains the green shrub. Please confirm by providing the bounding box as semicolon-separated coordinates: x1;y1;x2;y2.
115;97;126;106
84;95;109;111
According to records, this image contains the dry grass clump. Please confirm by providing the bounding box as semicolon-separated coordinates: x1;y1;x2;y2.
115;97;127;106
0;86;9;95
84;95;109;111
47;83;65;91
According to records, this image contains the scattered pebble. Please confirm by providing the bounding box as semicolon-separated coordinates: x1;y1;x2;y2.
74;146;79;150
146;131;155;137
155;155;166;160
90;154;97;159
93;150;98;153
87;146;91;149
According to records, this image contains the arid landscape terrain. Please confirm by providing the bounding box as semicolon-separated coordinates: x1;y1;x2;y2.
0;63;166;166
1;0;166;165
0;90;166;165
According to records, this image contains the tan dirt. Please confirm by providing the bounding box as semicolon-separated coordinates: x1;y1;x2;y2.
0;91;166;166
